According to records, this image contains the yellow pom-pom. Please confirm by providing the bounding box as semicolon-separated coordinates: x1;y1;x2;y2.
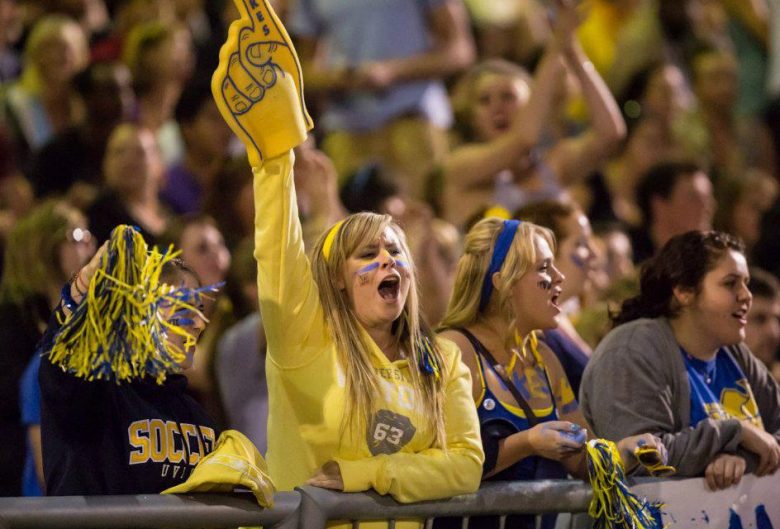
586;439;665;529
48;226;211;384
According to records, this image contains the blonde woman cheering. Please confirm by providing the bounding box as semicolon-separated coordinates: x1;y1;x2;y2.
439;218;663;529
210;0;483;514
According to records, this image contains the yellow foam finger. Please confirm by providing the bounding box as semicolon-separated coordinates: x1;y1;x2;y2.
227;52;267;103
211;0;313;167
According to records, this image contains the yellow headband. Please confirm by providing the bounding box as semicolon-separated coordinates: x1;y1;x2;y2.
322;219;345;262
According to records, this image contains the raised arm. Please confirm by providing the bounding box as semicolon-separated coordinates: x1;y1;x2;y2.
38;246;105;407
443;43;566;191
211;0;323;368
546;29;626;186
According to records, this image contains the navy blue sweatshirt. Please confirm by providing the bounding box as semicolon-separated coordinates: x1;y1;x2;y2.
38;304;218;496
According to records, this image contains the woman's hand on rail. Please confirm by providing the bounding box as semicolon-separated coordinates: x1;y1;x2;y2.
739;420;780;477
306;461;345;491
704;453;746;491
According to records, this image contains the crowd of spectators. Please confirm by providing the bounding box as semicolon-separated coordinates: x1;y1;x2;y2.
3;0;780;512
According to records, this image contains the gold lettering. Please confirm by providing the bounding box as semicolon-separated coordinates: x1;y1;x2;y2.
198;426;216;455
180;423;200;464
149;419;168;463
166;422;185;464
128;420;150;464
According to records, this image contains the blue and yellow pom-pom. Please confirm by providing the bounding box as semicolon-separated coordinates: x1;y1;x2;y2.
587;439;665;529
418;335;441;381
48;225;216;384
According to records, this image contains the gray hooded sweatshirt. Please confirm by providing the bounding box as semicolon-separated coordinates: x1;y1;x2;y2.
580;317;780;476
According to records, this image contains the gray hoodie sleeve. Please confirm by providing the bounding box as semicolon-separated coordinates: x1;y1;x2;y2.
580;319;742;477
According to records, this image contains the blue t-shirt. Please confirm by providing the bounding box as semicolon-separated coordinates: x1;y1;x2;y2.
289;0;453;132
19;354;43;496
681;347;763;428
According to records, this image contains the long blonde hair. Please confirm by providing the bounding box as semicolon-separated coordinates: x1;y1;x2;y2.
441;218;555;333
311;212;446;448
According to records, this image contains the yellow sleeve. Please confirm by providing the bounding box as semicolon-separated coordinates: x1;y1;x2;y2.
252;152;329;369
333;341;484;503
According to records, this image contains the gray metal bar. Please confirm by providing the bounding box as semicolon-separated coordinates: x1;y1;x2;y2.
297;485;329;529
0;479;661;529
297;480;592;527
0;491;300;529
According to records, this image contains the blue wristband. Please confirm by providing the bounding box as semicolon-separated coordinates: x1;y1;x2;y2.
60;281;80;311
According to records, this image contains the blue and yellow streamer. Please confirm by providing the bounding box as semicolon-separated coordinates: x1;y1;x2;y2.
48;225;217;384
587;439;664;529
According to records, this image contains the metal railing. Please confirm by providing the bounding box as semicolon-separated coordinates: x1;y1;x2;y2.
0;491;300;529
0;480;597;529
297;481;592;527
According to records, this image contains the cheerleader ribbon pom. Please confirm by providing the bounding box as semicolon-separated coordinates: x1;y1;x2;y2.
587;439;666;529
48;225;219;384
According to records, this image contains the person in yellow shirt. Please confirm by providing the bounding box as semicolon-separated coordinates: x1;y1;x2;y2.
209;0;484;511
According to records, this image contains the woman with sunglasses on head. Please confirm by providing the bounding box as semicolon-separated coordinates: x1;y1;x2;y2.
581;231;780;491
209;0;483;514
438;217;665;529
0;200;96;496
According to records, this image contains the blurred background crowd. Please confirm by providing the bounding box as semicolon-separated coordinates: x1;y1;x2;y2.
3;0;780;498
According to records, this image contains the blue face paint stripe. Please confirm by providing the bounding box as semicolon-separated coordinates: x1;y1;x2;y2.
395;260;408;268
355;262;380;275
570;251;586;270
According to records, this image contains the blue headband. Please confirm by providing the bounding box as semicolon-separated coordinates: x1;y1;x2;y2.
479;220;521;312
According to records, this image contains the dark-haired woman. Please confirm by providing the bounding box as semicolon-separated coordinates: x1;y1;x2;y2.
0;201;96;496
581;231;780;490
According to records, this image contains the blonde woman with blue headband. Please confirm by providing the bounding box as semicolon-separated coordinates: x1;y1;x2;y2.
438;218;666;529
209;0;483;512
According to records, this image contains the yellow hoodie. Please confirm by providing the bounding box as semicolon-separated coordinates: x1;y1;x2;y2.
209;0;482;521
254;153;484;507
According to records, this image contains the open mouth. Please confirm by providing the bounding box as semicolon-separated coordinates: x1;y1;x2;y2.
378;275;401;301
732;308;748;325
550;288;562;310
